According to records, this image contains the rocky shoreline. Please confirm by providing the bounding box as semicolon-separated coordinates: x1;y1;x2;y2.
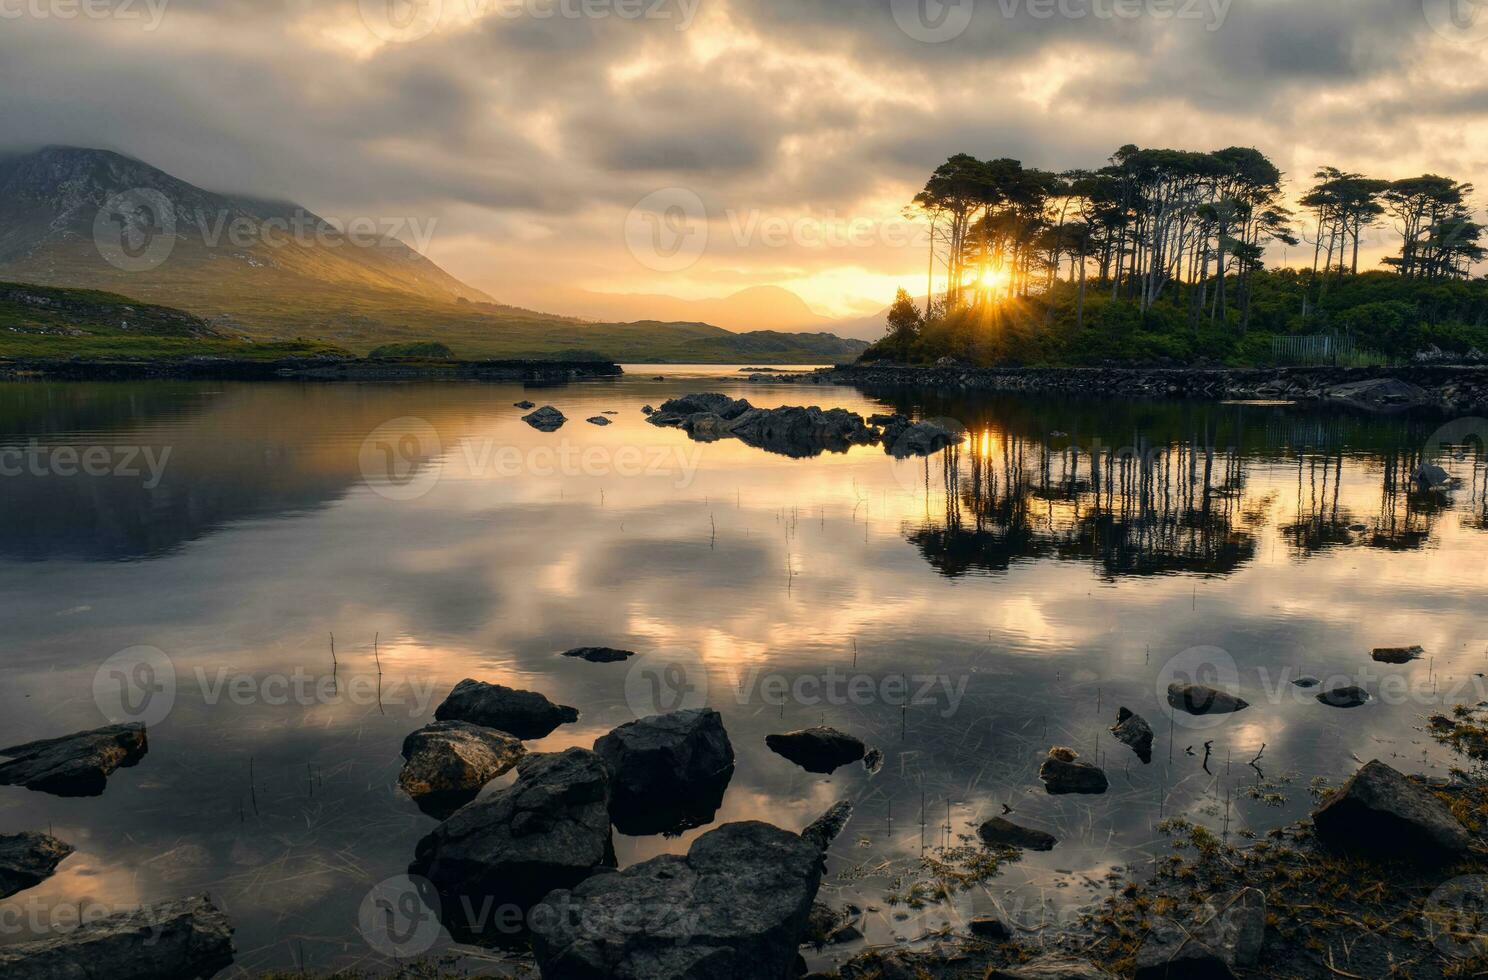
766;362;1488;415
0;357;622;383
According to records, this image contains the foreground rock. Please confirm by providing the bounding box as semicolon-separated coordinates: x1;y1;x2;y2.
0;723;148;797
0;894;234;980
562;646;636;663
805;900;864;946
1372;645;1424;664
434;679;579;739
1039;746;1108;795
1110;707;1154;764
411;748;615;930
522;405;567;431
0;832;74;899
1317;685;1370;708
978;816;1058;851
766;727;867;774
530;820;823;979
398;720;525;817
987;953;1109;979
593;708;734;835
1167;682;1249;716
1312;759;1471;861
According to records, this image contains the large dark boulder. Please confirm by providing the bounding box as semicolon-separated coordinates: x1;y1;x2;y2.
801;800;854;853
1166;683;1248;716
530;820;823;979
593;708;735;836
728;406;877;458
0;894;234;980
766;727;867;774
0;832;74;899
978;816;1057;851
398;720;525;818
410;747;615;932
1311;759;1471;861
0;723;148;797
434;679;578;739
1038;747;1108;795
1111;707;1154;764
655;393;754;421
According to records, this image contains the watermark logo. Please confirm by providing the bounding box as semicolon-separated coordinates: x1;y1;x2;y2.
624;656;709;717
1424;0;1488;43
359;0;443;42
1425;417;1488;460
359;417;444;502
93;189;176;273
358;875;443;958
93;645;177;727
1157;644;1241;730
624;187;708;272
891;0;975;42
1422;875;1488;959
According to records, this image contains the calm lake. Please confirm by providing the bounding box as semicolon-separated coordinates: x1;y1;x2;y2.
0;368;1485;975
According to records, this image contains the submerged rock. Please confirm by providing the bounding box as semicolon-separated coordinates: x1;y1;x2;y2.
862;747;885;774
411;748;615;929
434;679;578;739
1372;645;1424;664
1038;746;1108;795
529;820;823;980
1110;707;1154;764
593;708;734;836
515;400;536;409
0;894;234;980
987;953;1109;979
801;800;854;853
1413;463;1451;490
1311;759;1471;861
766;727;867;774
968;916;1011;940
562;646;635;663
585;416;612;426
1317;685;1371;708
1167;682;1249;716
805;901;863;946
1133;916;1235;980
1198;888;1266;968
978;816;1057;851
0;723;148;797
1292;676;1320;688
879;417;966;458
398;720;525;817
523;406;567;431
0;832;74;899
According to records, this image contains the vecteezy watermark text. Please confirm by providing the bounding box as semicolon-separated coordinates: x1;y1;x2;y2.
0;0;169;29
890;0;1231;43
0;440;172;488
357;0;699;44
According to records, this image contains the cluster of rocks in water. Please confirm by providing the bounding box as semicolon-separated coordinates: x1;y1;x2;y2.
396;663;872;978
646;392;965;459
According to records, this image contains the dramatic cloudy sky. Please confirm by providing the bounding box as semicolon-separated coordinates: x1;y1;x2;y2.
3;0;1488;323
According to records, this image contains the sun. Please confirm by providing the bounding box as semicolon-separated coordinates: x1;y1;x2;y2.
971;264;1011;294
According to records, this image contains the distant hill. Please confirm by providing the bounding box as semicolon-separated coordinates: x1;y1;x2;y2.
0;146;867;362
558;285;835;333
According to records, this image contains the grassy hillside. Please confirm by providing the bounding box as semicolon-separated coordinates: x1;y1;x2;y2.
0;281;346;361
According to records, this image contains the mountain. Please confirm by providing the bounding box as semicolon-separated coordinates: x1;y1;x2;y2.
0;147;867;362
555;285;835;333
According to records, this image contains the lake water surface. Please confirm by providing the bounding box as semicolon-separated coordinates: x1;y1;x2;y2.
0;369;1485;975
